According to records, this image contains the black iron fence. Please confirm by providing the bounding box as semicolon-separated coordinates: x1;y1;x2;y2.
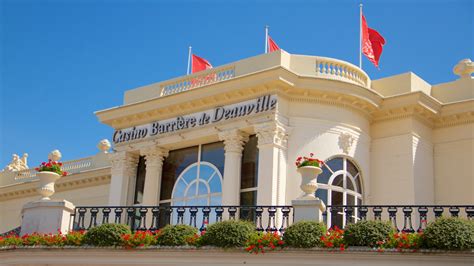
325;205;474;232
71;205;293;233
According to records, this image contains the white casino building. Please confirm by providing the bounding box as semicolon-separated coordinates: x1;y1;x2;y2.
0;51;473;233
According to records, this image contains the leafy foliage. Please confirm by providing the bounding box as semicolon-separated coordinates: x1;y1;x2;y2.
200;220;255;247
380;232;424;251
295;153;324;168
343;220;394;247
283;221;326;248
320;226;345;250
83;223;131;246
423;217;474;250
155;224;198;246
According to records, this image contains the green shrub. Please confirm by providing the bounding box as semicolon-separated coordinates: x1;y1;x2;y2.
156;224;198;246
200;220;255;247
343;220;394;247
423;217;474;250
283;221;326;248
83;223;131;246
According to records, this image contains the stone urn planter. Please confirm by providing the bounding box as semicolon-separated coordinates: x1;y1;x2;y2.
37;171;62;200
297;166;323;199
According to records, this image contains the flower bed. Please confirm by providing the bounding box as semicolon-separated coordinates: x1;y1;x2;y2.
1;218;472;254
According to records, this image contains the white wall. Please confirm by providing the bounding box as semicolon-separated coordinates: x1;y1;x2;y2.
0;184;110;233
433;124;474;204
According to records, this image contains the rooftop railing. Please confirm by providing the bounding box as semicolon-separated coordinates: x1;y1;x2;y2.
13;157;94;182
124;51;372;104
315;57;370;88
160;66;235;97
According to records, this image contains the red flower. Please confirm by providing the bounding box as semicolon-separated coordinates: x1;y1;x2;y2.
310;153;314;157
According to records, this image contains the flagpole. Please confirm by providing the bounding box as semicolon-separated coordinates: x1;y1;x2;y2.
265;25;269;53
187;46;192;75
359;3;363;69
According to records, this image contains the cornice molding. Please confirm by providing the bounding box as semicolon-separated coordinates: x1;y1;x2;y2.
0;168;111;202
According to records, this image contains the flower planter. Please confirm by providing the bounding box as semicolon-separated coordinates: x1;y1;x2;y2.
297;166;323;199
37;171;62;200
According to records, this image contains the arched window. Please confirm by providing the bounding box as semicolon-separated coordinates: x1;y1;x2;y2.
171;162;222;206
315;157;363;228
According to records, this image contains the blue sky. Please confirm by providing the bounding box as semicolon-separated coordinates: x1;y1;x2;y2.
1;0;472;167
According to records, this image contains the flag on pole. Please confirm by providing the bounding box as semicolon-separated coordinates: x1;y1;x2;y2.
192;54;213;73
361;14;386;68
268;35;280;52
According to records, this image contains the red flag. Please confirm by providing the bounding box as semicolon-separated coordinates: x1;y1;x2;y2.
192;54;213;73
362;15;386;68
268;35;280;52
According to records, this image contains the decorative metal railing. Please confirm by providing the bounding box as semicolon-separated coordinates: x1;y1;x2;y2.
72;205;293;233
325;205;474;232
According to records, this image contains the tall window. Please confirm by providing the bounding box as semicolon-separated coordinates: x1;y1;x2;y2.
133;156;146;204
240;135;258;206
160;142;224;206
315;156;363;228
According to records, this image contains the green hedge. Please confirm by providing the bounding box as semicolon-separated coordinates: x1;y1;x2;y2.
156;224;198;246
283;221;326;248
423;217;474;250
200;220;255;247
83;223;131;246
343;220;394;247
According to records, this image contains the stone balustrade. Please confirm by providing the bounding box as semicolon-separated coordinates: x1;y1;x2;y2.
315;57;370;88
1;156;98;185
160;66;235;96
124;51;372;104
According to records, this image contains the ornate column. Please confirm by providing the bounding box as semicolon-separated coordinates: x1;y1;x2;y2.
108;151;139;206
254;122;289;206
140;146;168;206
218;129;249;206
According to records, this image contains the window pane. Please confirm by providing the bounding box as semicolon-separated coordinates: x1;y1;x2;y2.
332;175;343;187
346;177;355;190
173;179;187;198
134;156;146;204
326;158;343;173
318;165;331;184
241;135;259;189
240;191;257;206
201;142;225;175
356;177;362;193
331;191;343;229
186;183;197;197
240;191;257;222
315;189;328;205
199;164;214;181
347;195;355;223
183;166;197;184
347;160;359;178
161;146;198;200
208;174;222;193
198;181;208;195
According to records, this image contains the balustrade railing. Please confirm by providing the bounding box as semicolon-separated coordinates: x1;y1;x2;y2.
160;66;235;97
315;57;370;88
72;205;293;233
12;157;93;181
325;205;474;232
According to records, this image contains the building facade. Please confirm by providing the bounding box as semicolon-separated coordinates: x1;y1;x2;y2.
1;51;473;233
